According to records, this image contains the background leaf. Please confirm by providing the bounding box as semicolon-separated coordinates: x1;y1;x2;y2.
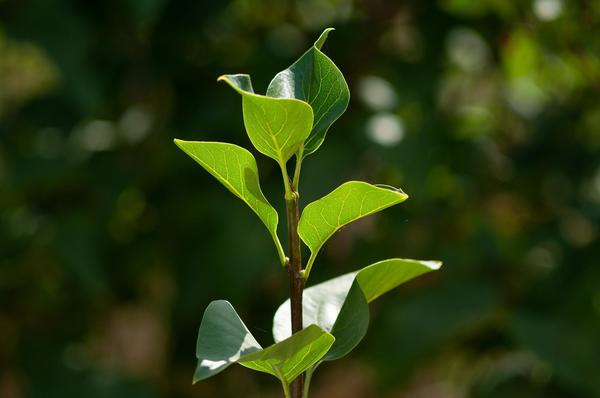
298;181;409;277
218;74;313;164
194;300;262;383
239;324;334;386
266;28;350;156
174;140;285;264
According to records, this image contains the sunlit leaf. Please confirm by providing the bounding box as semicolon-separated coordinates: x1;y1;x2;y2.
298;181;408;278
272;258;442;362
267;28;350;156
239;324;335;386
194;300;262;383
218;74;314;164
174;140;285;264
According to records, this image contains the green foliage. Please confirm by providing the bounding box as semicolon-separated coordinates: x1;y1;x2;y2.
266;28;350;157
298;181;409;278
194;300;334;393
175;29;441;396
173;140;285;264
4;2;600;397
239;325;334;389
218;74;314;166
194;300;262;383
272;259;442;362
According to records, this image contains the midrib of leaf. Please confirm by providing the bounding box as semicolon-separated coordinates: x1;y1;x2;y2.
248;99;291;164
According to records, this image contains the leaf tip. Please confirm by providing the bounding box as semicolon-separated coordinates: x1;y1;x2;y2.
217;74;254;94
173;138;186;149
423;260;443;270
315;27;335;50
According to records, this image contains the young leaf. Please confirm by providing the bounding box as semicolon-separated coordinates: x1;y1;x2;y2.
174;140;286;265
299;181;409;278
272;258;442;361
194;300;262;383
239;324;335;386
266;28;350;157
218;74;314;165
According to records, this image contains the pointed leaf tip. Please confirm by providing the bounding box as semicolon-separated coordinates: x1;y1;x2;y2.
218;74;255;94
315;27;335;49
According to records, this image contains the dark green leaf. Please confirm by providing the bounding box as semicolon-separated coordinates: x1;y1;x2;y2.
266;28;350;156
194;300;262;383
272;259;442;361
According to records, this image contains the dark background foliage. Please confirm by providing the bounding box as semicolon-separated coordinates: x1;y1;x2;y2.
1;0;599;397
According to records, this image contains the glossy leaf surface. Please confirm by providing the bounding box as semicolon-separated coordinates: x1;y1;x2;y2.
272;258;442;361
239;324;334;385
267;28;350;156
174;140;285;263
194;300;262;383
219;74;313;164
298;181;408;277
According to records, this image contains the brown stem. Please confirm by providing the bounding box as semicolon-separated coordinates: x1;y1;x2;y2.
285;187;304;398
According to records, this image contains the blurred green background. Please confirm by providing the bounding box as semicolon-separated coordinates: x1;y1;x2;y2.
1;0;599;397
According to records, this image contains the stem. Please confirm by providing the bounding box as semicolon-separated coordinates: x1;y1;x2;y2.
292;147;304;190
284;163;305;398
282;380;292;398
302;366;315;398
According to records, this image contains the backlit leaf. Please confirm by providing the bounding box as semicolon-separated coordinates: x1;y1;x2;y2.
218;74;313;164
298;181;408;278
239;324;334;385
174;140;285;264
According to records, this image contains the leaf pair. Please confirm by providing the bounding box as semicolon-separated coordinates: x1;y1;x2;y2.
174;138;410;273
217;28;349;163
194;259;442;386
194;300;334;389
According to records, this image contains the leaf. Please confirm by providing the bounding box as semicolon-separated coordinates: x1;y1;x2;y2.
298;181;409;277
267;28;350;156
194;300;262;383
174;140;285;264
325;259;441;361
239;324;335;386
218;74;314;164
272;258;442;361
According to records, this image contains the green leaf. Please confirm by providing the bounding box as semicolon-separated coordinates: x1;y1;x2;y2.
218;74;314;165
272;259;442;361
174;140;285;265
267;28;350;156
326;259;441;361
239;324;335;386
194;300;262;383
298;181;409;278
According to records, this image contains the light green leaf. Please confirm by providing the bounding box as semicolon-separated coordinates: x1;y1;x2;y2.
299;181;409;278
218;74;314;164
174;140;285;264
239;324;335;386
194;300;262;383
266;28;350;157
272;259;442;361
